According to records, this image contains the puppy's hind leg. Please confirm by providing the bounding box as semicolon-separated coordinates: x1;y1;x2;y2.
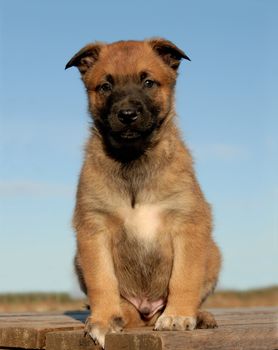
196;310;218;329
197;241;221;329
120;298;146;327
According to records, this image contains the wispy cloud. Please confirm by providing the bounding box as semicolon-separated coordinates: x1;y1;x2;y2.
0;181;73;198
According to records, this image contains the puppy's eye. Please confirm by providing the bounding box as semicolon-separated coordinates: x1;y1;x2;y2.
98;82;112;93
143;79;155;88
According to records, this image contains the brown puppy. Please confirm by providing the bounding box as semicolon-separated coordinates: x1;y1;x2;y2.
66;38;221;348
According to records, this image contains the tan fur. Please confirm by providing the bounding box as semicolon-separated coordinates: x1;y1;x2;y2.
67;38;221;347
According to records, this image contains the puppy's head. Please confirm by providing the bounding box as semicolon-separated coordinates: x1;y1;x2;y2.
66;38;190;160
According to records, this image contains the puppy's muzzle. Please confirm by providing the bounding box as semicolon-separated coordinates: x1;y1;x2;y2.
118;108;139;125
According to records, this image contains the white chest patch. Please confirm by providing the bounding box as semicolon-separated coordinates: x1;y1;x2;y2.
120;204;162;241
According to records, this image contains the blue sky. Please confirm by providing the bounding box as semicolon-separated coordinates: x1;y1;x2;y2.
0;0;277;294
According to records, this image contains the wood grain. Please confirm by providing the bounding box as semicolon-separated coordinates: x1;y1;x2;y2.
0;308;277;349
0;311;87;349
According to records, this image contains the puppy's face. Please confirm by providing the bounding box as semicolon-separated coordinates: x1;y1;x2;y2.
66;39;189;158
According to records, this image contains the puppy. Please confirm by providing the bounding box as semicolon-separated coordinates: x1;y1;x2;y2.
66;38;221;348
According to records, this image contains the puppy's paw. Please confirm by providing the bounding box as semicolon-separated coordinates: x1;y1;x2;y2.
197;310;218;329
154;314;196;331
85;315;124;348
85;321;106;349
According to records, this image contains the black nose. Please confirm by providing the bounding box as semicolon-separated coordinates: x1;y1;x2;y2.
118;109;138;124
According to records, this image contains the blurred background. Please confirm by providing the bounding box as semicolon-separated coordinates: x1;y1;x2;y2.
0;0;277;312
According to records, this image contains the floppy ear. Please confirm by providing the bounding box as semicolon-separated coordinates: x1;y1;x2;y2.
148;38;190;71
65;43;102;75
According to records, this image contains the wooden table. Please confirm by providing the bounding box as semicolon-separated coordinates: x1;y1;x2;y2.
0;307;277;349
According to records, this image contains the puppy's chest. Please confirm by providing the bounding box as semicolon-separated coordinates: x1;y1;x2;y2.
121;204;162;241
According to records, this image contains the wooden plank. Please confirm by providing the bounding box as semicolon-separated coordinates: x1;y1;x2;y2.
211;307;278;326
46;330;103;350
107;324;278;350
0;312;87;349
1;308;277;349
46;324;278;350
46;329;162;350
44;329;149;350
45;308;278;350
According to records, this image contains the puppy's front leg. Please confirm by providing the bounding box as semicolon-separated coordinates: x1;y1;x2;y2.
155;223;206;331
77;228;123;348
